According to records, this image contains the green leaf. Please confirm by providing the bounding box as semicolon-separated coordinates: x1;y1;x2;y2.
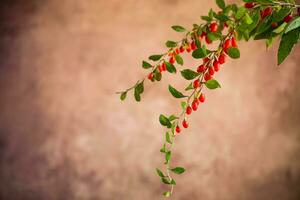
166;40;177;48
273;22;287;34
165;151;171;164
169;115;178;121
160;144;166;153
149;54;163;61
192;48;207;59
120;92;127;101
216;0;225;9
163;191;171;197
170;179;176;185
272;8;290;22
134;81;144;102
236;7;247;20
154;70;162;81
165;62;177;73
166;132;172;144
171;167;185;174
175;54;184;65
181;101;187;110
142;61;152;69
278;27;300;65
195;38;201;48
185;82;194;91
256;0;273;3
171;25;186;32
205;79;221;89
244;13;253;25
159;114;172;127
227;47;240;59
180;69;200;80
161;177;171;184
255;15;272;35
168;85;186;98
285;17;300;33
156;168;165;177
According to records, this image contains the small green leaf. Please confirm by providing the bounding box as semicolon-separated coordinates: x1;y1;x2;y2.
175;54;184;65
168;115;178;121
142;61;152;69
120;92;127;101
170;179;176;185
171;25;186;32
163;191;171;197
205;79;221;89
166;40;177;48
134;91;141;102
168;85;186;98
180;69;200;80
285;17;300;33
171;167;185;174
154;70;162;81
160;144;166;153
166;132;172;144
156;168;165;177
278;27;300;65
165;151;171;164
134;81;144;102
192;48;207;59
159;114;172;127
181;101;187;110
149;54;163;61
195;38;201;48
161;177;171;184
236;7;247;20
272;7;290;22
185;82;194;91
244;13;253;25
273;22;287;34
227;47;240;59
216;0;225;10
165;62;177;73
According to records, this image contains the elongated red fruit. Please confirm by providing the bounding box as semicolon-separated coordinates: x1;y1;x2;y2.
182;120;189;128
186;106;192;115
210;22;218;33
199;93;205;103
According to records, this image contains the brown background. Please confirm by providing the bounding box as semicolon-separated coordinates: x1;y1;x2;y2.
0;0;300;199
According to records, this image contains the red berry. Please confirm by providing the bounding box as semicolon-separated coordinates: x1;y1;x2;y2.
200;31;207;39
199;93;205;103
158;65;163;73
261;7;272;19
176;125;181;133
208;67;214;76
161;63;166;71
193;79;200;88
205;36;212;44
186;47;191;53
179;46;185;53
168;52;174;57
284;14;293;23
213;60;220;72
203;57;210;63
169;56;175;64
218;53;226;64
197;65;206;73
210;22;218;33
182;120;189;129
192;99;199;111
191;41;197;50
175;48;180;54
148;72;154;80
245;2;255;9
223;39;231;50
231;37;238;48
186;106;192;115
204;73;212;81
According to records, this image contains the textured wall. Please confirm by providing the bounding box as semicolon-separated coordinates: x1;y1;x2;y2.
0;0;300;199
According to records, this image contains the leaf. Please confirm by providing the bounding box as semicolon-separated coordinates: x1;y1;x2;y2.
161;177;171;184
168;115;178;121
163;191;171;197
171;167;185;174
205;79;221;89
256;0;273;3
236;7;247;20
149;54;163;61
192;48;207;59
272;7;290;22
120;92;127;101
170;179;176;185
273;22;287;34
165;151;171;164
159;114;172;127
171;25;186;32
166;40;177;48
142;61;152;69
160;144;166;153
175;54;184;65
216;0;225;9
134;90;141;102
165;62;177;73
181;101;187;110
227;47;240;59
180;69;200;80
278;27;300;65
166;132;172;144
156;168;165;177
154;70;162;81
185;82;194;91
168;85;186;98
244;13;253;25
134;81;144;102
285;17;300;33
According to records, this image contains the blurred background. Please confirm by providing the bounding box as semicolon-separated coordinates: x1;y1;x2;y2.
0;0;300;199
